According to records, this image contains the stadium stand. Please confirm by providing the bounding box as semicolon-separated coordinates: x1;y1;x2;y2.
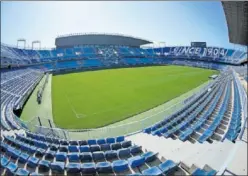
0;32;247;175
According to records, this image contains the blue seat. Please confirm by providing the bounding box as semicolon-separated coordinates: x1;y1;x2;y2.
118;148;131;158
192;168;208;176
50;144;59;151
36;148;46;157
90;145;100;152
198;130;213;143
96;161;112;173
6;162;18;174
105;150;118;160
179;129;193;141
27;156;39;168
97;139;106;145
66;163;81;173
100;144;111;151
68;145;79;153
87;139;97;145
106;137;115;144
80;152;92;162
81;162;96;174
78;140;87;146
143;127;152;134
158;159;177;173
112;160;129;172
59;145;68;152
111;143;122;150
20;144;30;153
130;145;142;154
1;156;9;166
45;150;55;159
121;140;132;148
79;145;90;152
93;151;105;161
38;160;51;172
56;152;67;162
8;148;21;159
69;140;79;145
141;151;158;162
68;153;80;162
60;140;68;145
51;161;65;173
28;146;37;154
18;153;29;163
142;166;163;176
116;136;125;142
15;168;30;176
128;156;145;168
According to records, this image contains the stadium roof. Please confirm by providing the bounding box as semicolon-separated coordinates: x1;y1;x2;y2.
222;1;248;46
55;33;152;48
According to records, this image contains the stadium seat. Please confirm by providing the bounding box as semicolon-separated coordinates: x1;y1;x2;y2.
130;145;142;155
51;161;65;173
128;155;145;168
18;153;29;163
92;151;105;162
121;140;132;148
88;139;97;145
56;152;67;162
90;145;101;152
1;156;9;166
112;159;129;173
111;143;122;150
96;161;113;173
116;136;125;142
69;140;79;145
6;162;18;174
68;145;79;153
158;160;178;174
15;168;30;176
81;162;96;174
68;153;80;162
141;151;158;162
97;139;106;145
27;156;39;168
105;150;118;160
79;145;90;152
118;148;131;159
66;162;81;174
106;137;115;144
100;143;111;151
38;160;51;172
142;166;163;176
80;152;93;162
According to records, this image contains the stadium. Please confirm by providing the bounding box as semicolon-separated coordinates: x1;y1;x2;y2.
0;1;247;176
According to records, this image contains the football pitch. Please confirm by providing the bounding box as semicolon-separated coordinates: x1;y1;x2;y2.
52;66;218;129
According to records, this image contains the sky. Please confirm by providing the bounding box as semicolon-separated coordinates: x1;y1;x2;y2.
1;1;245;50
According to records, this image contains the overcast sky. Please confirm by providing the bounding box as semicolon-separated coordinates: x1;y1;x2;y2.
1;1;245;50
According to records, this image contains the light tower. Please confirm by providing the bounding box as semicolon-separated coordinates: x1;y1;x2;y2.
32;40;41;49
17;38;26;49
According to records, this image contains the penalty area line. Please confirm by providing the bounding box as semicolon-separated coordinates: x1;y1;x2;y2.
64;93;87;119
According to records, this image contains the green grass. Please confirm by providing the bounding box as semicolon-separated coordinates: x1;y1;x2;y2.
52;66;217;129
